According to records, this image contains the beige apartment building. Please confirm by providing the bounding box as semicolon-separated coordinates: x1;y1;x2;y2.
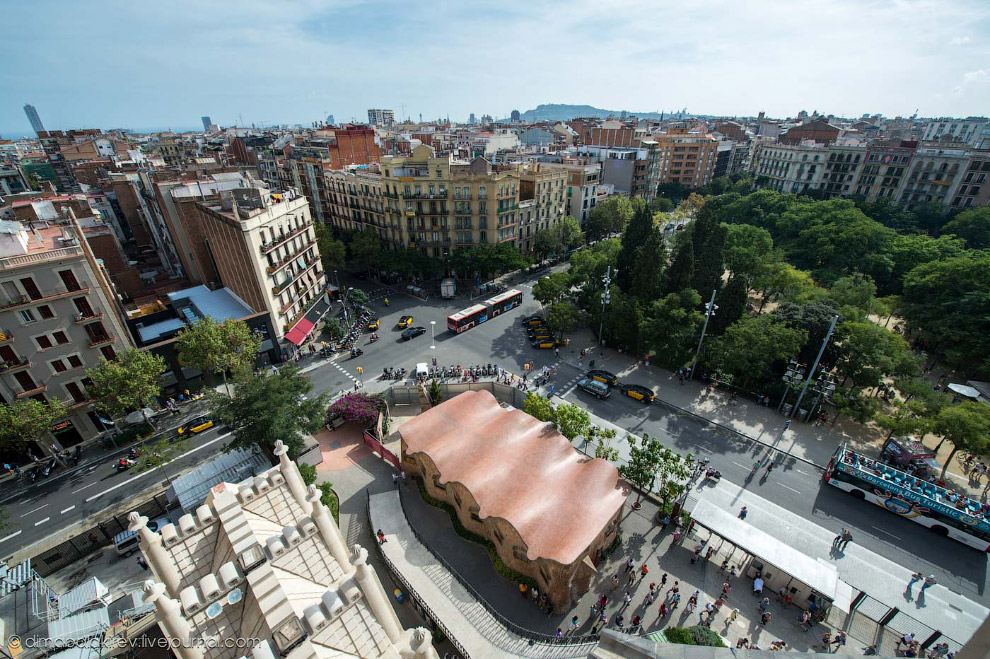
380;144;521;257
0;215;130;451
325;167;387;240
195;188;326;339
517;163;567;252
653;127;719;189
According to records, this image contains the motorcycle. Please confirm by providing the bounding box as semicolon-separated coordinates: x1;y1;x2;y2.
114;458;136;473
369;334;379;343
705;467;721;482
41;458;57;477
350;348;363;359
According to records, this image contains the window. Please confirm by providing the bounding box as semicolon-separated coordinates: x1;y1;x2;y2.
50;359;68;374
67;354;83;369
53;331;69;345
36;335;53;350
18;309;37;324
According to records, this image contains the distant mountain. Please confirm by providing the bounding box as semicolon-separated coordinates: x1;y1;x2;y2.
512;104;679;122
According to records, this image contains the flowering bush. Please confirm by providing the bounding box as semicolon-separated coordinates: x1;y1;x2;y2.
325;393;387;427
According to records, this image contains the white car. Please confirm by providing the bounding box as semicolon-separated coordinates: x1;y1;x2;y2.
416;363;429;379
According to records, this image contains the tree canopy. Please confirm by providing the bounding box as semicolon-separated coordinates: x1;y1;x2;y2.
941;207;990;250
585;196;634;241
710;315;806;387
0;399;68;452
86;348;167;422
175;317;261;393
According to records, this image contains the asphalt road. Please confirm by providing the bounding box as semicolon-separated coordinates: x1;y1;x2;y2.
0;425;229;558
304;270;990;606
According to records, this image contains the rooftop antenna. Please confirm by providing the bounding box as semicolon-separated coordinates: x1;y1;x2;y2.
400;104;406;122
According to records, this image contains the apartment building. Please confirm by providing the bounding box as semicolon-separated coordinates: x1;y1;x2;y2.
325;167;387;239
576;144;660;200
899;146;971;211
380;145;520;257
517;164;568;249
952;156;990;210
653;127;720;189
195;187;326;339
368;108;395;127
854;142;916;202
37;130;102;193
536;163;603;223
922;118;988;147
751;141;827;194
820;145;866;198
0;215;130;450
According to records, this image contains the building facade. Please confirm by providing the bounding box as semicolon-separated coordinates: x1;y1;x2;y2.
653;127;720;189
195;187;326;338
751;141;827;194
24;104;45;134
0;215;130;451
368;108;395;127
325;168;387;240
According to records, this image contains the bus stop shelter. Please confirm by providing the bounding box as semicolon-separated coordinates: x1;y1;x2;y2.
690;500;854;615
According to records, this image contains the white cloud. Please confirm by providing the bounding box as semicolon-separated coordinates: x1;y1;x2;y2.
949;36;971;45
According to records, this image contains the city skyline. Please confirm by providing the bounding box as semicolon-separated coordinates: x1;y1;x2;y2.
2;0;989;136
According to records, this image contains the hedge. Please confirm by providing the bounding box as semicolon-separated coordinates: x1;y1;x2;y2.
662;626;726;647
415;478;537;589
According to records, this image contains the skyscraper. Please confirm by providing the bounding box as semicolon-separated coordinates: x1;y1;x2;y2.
24;104;45;134
469;113;476;125
201;115;212;131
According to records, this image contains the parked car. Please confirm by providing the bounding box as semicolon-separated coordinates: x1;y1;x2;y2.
577;378;611;399
586;369;619;387
367;319;380;330
397;315;414;328
527;328;552;339
521;315;545;327
531;337;562;349
177;416;214;436
621;384;655;404
401;326;427;340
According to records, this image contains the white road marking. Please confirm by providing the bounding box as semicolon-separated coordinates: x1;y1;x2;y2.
60;506;75;514
86;433;229;503
731;461;746;468
778;484;801;494
0;531;22;543
871;526;900;540
20;505;47;518
34;517;49;526
795;468;808;475
71;482;99;494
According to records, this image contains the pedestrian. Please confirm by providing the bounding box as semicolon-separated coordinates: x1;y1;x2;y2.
611;574;619;590
597;612;608;629
705;546;715;562
728;608;739;623
136;556;149;570
721;582;731;598
921;575;937;590
640;564;649;579
660;573;668;588
555;348;560;358
531;587;539;603
657;602;668;618
832;631;847;651
795;610;811;631
599;593;608;609
614;613;624;628
736;637;750;649
555;628;562;640
739;506;748;519
627;570;636;586
590;602;598;618
400;470;407;484
720;559;729;574
570;615;579;631
645;590;655;605
759;596;771;613
729;565;738;578
908;571;924;587
625;558;635;573
838;529;853;550
813;632;832;650
630;614;642;632
691;541;703;564
760;611;772;626
376;529;387;545
623;591;632;608
661;515;670;530
519;583;528;599
391;473;399;488
832;527;845;547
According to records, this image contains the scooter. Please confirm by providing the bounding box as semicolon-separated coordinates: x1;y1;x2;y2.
114;457;136;473
350;348;363;359
41;458;57;477
368;334;379;343
705;467;721;483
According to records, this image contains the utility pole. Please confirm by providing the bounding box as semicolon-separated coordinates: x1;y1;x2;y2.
598;266;612;345
791;314;839;418
689;290;718;380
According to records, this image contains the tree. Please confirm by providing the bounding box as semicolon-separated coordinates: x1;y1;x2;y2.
347;288;369;305
884;234;965;296
546;301;580;334
707;275;747;336
933;402;990;480
723;224;774;284
591;426;619;461
586;196;634;241
689;210;727;296
941;207;990;250
913;200;949;236
642;290;704;368
87;348;167;425
711;315;806;388
554;403;591;442
210;366;325;458
426;379;443;406
856;197;918;233
133;436;187;487
774;300;841;368
828;273;877;321
175;318;261;397
834;321;917;389
650;197;675;213
900;253;990;372
619;433;690;510
0;398;68;453
532;272;570;308
753;262;823;312
555;216;585;252
533;217;583;258
616;204;655;291
314;222;346;271
523;392;554;423
876;400;932;441
349;227;381;271
663;238;694;296
627;223;667;301
322;318;344;340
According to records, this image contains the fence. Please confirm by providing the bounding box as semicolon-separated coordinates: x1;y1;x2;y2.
825;592;962;657
394;490;600;656
384;380;526;409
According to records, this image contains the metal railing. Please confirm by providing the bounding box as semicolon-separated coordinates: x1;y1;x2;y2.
395;488;600;651
367;493;470;658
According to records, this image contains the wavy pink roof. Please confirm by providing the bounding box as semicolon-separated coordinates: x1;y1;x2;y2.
400;390;629;564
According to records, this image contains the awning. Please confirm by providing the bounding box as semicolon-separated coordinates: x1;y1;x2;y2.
283;294;332;347
948;383;981;399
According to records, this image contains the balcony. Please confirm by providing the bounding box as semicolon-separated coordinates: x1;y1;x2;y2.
273;257;321;299
2;282;92;311
0;244;83;271
402;191;447;200
73;311;104;324
0;358;30;374
383;191;399;199
0;330;12;344
15;384;47;399
259;223;313;255
68;397;93;410
266;240;316;275
88;335;115;349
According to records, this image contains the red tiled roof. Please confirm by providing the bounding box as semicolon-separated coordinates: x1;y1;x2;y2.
400;390;629;564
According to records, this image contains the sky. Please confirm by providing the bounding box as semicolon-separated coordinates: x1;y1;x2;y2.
2;0;989;137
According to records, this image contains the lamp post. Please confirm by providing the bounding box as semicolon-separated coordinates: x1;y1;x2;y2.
688;289;718;381
334;270;348;325
790;314;839;419
598;265;612;345
809;370;837;423
776;359;806;413
430;321;436;350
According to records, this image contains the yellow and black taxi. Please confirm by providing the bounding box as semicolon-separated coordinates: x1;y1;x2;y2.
531;337;562;349
367;319;380;331
577;378;611;400
586;369;619;387
397;315;413;328
527;326;552;339
521;315;545;327
621;383;656;404
178;416;214;436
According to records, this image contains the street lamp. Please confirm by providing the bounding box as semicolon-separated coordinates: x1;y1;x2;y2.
334;270;348;324
790;314;839;419
776;359;806;414
598;265;612;345
430;321;436;350
809;369;837;423
688;290;718;381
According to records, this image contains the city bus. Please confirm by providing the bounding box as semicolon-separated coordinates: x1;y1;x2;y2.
447;289;523;333
824;444;990;551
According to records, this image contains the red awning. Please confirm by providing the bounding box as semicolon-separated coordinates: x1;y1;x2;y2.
284;318;315;347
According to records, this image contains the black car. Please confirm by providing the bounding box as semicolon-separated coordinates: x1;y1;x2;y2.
621;384;656;404
527;327;552;339
400;326;427;340
586;369;619;387
521;315;545;327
